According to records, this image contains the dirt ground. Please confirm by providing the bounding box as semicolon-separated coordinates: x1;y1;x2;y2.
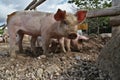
0;34;111;80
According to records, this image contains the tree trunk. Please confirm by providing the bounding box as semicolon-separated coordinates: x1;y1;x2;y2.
24;0;37;10
97;0;120;80
24;0;46;10
29;0;46;10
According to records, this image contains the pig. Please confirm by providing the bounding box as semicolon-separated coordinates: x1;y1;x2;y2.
35;36;42;47
0;36;5;43
51;37;71;53
71;33;89;51
35;37;68;53
50;34;88;53
7;9;87;57
3;29;9;43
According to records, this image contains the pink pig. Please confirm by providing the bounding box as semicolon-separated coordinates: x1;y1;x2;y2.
7;9;87;57
71;34;89;51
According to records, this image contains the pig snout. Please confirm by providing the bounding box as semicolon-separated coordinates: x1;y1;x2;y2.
68;33;77;39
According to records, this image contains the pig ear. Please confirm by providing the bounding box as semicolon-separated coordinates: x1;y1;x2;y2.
76;10;87;23
54;9;66;21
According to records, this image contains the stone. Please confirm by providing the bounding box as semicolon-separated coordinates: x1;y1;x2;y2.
44;64;61;74
37;68;43;78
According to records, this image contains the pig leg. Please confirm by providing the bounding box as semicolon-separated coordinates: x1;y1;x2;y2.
41;37;50;55
36;37;42;47
59;37;66;53
65;38;71;52
31;36;37;56
17;32;24;53
8;30;17;58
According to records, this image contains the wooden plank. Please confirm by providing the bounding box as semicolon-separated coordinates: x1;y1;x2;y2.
86;6;120;18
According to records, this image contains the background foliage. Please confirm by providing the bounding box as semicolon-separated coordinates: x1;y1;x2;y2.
68;0;112;34
0;29;4;34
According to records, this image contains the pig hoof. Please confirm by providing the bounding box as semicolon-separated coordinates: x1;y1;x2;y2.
37;55;46;59
16;55;26;60
62;50;67;53
43;52;53;57
10;58;15;61
10;53;17;58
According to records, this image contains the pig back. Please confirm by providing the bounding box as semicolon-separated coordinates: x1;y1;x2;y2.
7;11;56;35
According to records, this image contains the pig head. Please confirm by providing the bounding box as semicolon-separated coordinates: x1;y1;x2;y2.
7;9;87;57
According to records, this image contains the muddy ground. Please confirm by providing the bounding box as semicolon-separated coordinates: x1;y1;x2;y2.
0;34;111;80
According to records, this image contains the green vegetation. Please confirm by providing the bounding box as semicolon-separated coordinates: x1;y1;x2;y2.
0;29;4;34
68;0;112;9
68;0;112;34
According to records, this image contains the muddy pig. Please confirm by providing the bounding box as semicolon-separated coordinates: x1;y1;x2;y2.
7;9;87;57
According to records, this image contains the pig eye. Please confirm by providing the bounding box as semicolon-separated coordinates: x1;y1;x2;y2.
63;20;68;25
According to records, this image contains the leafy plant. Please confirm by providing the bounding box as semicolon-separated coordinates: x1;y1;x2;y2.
68;0;112;34
0;29;4;34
